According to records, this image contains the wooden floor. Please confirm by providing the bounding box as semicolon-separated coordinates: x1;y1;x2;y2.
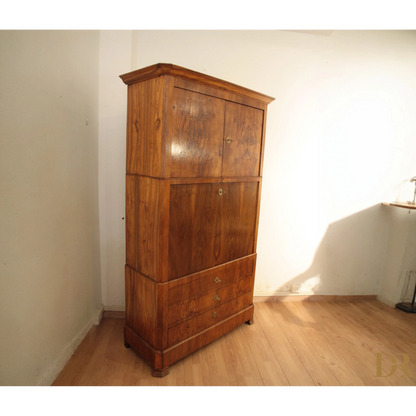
52;300;416;386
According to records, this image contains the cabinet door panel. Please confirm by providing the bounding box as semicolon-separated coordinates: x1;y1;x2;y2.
170;88;225;178
168;182;258;280
168;183;222;279
222;102;264;177
219;182;258;264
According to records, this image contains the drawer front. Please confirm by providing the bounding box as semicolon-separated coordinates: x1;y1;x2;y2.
168;274;254;326
168;255;255;305
167;291;253;347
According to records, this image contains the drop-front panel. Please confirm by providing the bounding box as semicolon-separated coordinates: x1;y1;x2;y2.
121;63;274;377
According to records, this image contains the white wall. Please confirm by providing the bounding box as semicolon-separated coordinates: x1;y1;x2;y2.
0;31;102;385
98;31;132;311
98;30;416;306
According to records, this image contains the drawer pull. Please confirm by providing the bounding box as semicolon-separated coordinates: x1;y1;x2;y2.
214;294;220;301
215;277;221;283
218;188;224;196
225;137;231;144
212;311;219;318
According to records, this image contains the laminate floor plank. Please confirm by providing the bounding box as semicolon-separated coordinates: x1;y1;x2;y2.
223;324;264;386
254;303;315;386
269;302;341;386
318;302;414;388
51;301;416;386
242;309;290;386
204;337;238;386
290;302;366;386
300;302;392;386
335;301;416;385
51;319;115;389
354;301;416;347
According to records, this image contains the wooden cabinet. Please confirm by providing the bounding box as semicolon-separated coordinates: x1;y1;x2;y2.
121;63;274;377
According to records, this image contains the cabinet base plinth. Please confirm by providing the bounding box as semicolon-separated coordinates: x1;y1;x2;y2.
124;305;254;376
152;368;170;377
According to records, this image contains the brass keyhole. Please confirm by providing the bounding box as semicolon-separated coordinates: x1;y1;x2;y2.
225;137;231;144
213;311;219;318
214;294;220;301
218;188;224;196
215;277;221;283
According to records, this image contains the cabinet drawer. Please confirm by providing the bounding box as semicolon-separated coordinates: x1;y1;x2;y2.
167;291;253;347
168;274;254;326
168;255;255;305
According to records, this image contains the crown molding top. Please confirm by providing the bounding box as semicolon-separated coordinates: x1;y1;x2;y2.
120;63;275;104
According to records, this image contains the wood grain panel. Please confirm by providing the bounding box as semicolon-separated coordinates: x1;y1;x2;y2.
168;275;254;326
168;293;253;347
168;182;258;279
120;63;275;104
174;79;268;110
126;175;159;278
168;183;221;279
222;102;264;177
170;88;225;178
125;174;136;268
125;266;157;346
168;255;255;303
219;182;258;265
126;78;164;176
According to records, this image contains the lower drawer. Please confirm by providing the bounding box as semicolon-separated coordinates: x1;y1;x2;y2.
168;274;254;326
167;291;253;347
168;255;255;305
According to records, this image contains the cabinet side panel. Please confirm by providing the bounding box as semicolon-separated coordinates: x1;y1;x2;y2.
126;174;136;268
126;175;159;279
126;78;164;177
125;265;157;346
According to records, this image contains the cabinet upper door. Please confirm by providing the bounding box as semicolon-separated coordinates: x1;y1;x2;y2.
222;102;264;177
170;89;225;178
170;88;264;179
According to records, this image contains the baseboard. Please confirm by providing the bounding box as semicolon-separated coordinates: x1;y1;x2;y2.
103;310;126;318
254;294;378;302
94;307;104;325
376;294;396;308
103;304;126;311
39;310;101;386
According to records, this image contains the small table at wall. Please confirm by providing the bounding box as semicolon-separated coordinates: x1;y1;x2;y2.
382;201;416;312
382;202;416;210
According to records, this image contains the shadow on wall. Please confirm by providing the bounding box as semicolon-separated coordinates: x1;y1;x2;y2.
269;204;393;297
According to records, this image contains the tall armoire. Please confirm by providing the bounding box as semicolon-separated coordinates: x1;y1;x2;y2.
120;63;274;377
